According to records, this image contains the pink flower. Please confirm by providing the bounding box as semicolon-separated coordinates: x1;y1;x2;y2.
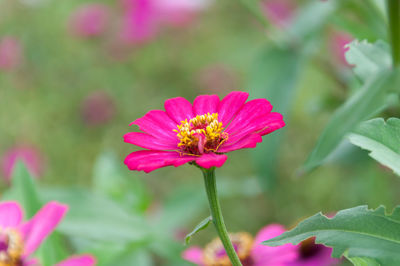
0;201;96;266
329;30;353;67
124;91;285;172
289;237;338;266
182;224;299;265
1;146;44;182
183;224;337;266
0;36;23;71
261;0;295;28
119;0;158;44
153;0;212;26
81;91;116;126
68;4;110;38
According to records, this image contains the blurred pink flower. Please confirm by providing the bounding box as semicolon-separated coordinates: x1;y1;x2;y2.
1;146;43;181
183;224;299;265
0;201;96;266
119;0;158;44
124;91;285;172
261;0;295;28
69;4;110;38
183;224;337;266
0;36;23;71
330;31;353;66
81;91;116;126
196;64;239;93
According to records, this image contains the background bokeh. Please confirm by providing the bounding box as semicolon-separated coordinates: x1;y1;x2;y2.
1;0;399;265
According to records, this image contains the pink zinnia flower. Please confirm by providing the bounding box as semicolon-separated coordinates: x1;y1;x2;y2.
0;36;23;71
329;30;353;67
261;0;295;28
124;91;285;172
68;3;110;38
290;237;338;266
81;90;116;126
1;146;43;182
0;201;96;266
183;224;299;265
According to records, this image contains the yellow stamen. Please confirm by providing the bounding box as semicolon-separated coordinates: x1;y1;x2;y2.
0;228;24;266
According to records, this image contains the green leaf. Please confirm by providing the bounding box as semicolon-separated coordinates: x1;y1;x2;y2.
10;161;42;218
345;40;391;82
185;216;212;245
40;187;150;243
249;46;303;190
263;205;400;265
346;256;381;266
302;69;400;173
348;118;400;176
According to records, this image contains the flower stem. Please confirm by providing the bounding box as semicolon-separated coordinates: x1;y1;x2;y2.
387;0;400;66
202;168;242;266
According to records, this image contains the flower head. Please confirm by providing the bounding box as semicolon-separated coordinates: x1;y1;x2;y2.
68;4;110;38
0;201;95;266
124;91;285;172
183;224;298;265
183;224;337;266
1;146;44;182
0;37;23;71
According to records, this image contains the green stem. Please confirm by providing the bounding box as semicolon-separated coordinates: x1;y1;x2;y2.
202;168;242;266
387;0;400;66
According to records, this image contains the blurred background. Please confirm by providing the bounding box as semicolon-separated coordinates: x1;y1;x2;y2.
1;0;399;265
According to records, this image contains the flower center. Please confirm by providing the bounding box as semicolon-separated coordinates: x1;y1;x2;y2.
203;232;254;266
174;113;228;155
0;228;23;266
299;237;323;259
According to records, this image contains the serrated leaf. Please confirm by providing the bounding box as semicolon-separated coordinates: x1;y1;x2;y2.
345;40;391;82
348;118;400;176
185;216;212;245
263;205;400;265
302;69;400;173
346;256;381;266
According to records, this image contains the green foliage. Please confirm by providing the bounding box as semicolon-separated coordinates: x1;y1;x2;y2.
346;256;381;266
302;39;400;173
185;216;212;245
263;205;400;265
345;40;391;82
348;118;400;176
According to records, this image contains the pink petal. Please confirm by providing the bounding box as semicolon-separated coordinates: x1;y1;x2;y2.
55;255;96;266
124;150;194;173
218;134;262;153
124;132;178;150
217;91;249;127
182;247;204;265
224;112;285;147
0;201;23;228
132;110;178;141
258;113;285;136
193;94;220;116
252;224;299;266
164;97;194;123
195;153;227;169
21;202;68;257
225;99;273;136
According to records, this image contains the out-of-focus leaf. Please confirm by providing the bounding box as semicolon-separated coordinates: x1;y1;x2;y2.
348;118;400;176
10;161;41;218
185;216;212;245
287;0;338;42
9;162;68;266
40;187;150;243
302;70;400;173
249;46;303;190
345;40;391;82
263;205;400;265
346;256;381;266
93;152;151;213
106;248;153;266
